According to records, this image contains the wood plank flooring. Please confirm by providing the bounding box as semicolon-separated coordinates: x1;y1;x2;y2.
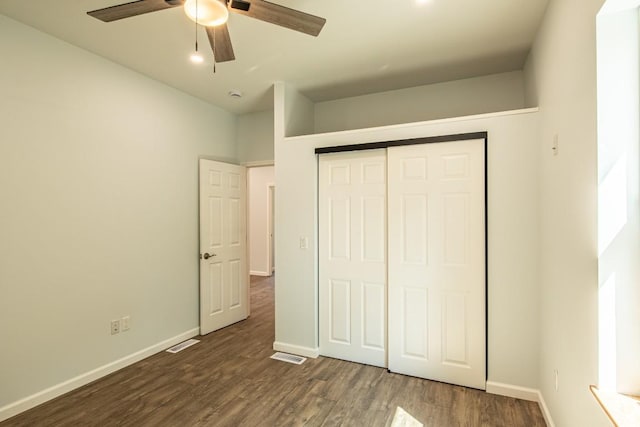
1;275;546;426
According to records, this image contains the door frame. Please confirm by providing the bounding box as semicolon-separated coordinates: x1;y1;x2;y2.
315;131;489;383
245;163;275;277
267;183;275;275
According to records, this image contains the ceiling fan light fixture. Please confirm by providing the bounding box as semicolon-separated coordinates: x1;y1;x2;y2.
184;0;229;27
190;51;204;63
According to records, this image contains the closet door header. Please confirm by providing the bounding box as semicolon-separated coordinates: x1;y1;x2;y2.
315;132;487;155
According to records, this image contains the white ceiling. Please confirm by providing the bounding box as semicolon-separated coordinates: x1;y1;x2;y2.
0;0;549;114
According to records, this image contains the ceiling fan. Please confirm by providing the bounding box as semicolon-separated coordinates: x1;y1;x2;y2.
87;0;326;63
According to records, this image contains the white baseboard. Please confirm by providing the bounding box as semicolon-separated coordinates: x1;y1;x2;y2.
536;391;556;427
486;381;539;401
485;381;555;427
0;328;200;423
250;270;271;276
273;341;319;358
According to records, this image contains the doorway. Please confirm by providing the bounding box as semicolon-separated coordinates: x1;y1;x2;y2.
248;165;275;277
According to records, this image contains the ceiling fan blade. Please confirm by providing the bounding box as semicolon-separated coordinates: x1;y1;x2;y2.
230;0;251;12
87;0;184;23
232;0;325;37
206;25;235;62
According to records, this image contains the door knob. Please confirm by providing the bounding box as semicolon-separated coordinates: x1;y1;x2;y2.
202;253;217;260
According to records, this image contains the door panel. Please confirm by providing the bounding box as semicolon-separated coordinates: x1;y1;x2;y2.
362;196;385;262
443;293;469;366
207;262;223;314
209;197;223;246
402;287;429;360
401;195;428;264
443;194;469;266
199;159;248;335
229;259;241;308
388;139;485;390
362;282;385;349
319;150;387;368
329;197;351;260
330;279;351;344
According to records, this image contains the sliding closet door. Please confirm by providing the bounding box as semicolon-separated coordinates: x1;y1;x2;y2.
387;139;486;390
319;150;387;367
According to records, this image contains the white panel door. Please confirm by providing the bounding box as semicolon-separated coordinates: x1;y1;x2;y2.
387;140;486;389
319;150;387;367
199;159;248;335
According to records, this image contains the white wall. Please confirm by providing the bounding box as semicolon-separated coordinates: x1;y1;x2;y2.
249;166;275;276
237;110;274;164
274;94;541;390
596;4;640;395
282;82;315;138
314;72;526;134
523;0;611;425
0;15;237;416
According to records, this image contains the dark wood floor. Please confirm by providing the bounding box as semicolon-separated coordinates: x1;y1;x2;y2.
2;275;546;426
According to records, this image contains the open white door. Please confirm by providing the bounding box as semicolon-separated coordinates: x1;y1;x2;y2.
387;139;486;390
199;159;248;335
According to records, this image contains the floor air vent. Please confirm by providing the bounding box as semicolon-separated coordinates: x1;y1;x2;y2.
166;339;200;353
270;352;306;365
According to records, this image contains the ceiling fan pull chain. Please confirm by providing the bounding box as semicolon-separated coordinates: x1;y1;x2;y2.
194;0;199;54
213;29;217;73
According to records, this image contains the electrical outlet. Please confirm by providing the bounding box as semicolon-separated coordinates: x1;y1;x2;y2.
554;369;559;391
110;319;120;335
121;316;131;332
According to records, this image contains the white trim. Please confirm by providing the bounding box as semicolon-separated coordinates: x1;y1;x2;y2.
599;0;640;15
198;155;239;164
267;182;275;276
485;382;555;427
273;341;319;358
485;381;540;401
250;270;271;276
537;391;556;427
243;160;275;168
284;107;540;143
0;328;200;423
